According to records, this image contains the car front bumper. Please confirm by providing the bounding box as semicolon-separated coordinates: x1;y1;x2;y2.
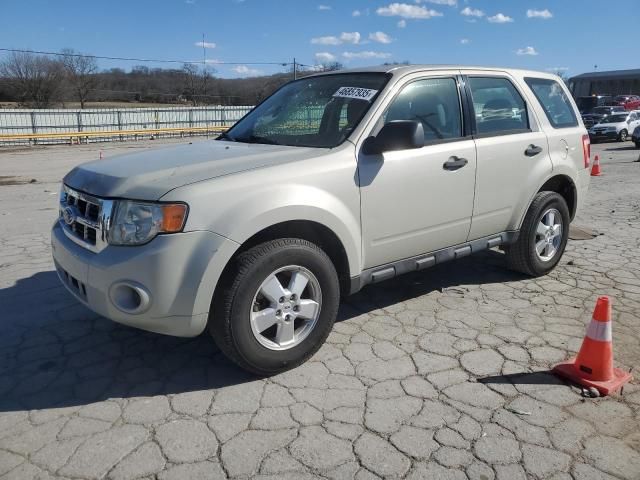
589;131;618;141
51;221;232;337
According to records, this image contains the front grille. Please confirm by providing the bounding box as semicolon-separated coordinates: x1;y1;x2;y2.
59;186;114;253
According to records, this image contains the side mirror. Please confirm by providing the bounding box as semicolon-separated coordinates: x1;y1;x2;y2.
362;120;425;155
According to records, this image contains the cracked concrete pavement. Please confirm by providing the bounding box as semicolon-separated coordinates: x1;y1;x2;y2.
0;139;639;479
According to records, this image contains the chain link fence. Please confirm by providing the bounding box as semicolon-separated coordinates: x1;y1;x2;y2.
0;106;253;146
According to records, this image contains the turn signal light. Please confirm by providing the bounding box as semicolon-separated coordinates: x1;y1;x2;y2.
161;204;188;232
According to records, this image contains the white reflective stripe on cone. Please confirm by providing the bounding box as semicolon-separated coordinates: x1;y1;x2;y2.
585;319;612;342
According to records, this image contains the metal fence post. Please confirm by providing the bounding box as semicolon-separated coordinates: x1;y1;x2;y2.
117;110;123;141
30;112;37;145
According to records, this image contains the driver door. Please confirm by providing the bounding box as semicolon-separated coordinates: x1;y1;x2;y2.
358;74;477;269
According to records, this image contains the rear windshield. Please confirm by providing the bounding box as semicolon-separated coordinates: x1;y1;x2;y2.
525;78;578;128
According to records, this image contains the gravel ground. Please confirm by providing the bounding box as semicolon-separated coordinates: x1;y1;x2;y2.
0;139;639;480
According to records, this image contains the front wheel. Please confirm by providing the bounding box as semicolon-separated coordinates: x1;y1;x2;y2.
505;192;570;276
619;129;628;142
209;238;340;376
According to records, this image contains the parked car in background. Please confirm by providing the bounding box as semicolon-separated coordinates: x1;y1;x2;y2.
614;95;640;110
52;66;590;374
575;95;614;114
632;125;640;148
589;111;640;143
582;105;627;128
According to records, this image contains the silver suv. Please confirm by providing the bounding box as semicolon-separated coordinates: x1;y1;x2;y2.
52;66;591;374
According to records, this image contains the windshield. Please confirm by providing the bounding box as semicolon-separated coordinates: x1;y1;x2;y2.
221;73;389;148
599;114;627;124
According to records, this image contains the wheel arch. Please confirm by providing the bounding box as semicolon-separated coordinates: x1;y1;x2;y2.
223;220;352;296
537;174;578;221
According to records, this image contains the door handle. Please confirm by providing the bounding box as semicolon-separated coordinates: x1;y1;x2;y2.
442;156;468;171
525;144;543;157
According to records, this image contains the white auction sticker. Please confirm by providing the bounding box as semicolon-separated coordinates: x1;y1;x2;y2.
333;87;378;101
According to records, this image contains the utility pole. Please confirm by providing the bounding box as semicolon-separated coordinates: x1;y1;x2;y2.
293;57;297;80
202;33;207;103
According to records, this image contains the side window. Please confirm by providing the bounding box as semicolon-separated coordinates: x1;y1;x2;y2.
384;78;462;143
468;77;529;135
524;77;578;128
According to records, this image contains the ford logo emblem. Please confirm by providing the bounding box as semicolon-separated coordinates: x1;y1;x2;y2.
62;206;76;226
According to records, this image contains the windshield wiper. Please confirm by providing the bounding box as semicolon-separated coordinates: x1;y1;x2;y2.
234;134;281;145
217;131;236;142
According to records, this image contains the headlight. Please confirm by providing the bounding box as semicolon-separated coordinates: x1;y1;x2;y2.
109;201;188;246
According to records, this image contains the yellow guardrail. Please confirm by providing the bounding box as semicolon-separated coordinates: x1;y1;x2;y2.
0;125;231;142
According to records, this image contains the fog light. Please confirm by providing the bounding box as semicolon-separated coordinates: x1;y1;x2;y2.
109;282;151;314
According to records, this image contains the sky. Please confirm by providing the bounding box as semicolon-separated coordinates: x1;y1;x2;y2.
0;0;637;79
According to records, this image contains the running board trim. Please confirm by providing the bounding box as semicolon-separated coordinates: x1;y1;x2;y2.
349;231;519;294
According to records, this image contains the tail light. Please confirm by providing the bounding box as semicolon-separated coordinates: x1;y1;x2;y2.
582;134;590;168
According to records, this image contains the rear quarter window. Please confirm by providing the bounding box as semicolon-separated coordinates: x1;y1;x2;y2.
525;77;578;129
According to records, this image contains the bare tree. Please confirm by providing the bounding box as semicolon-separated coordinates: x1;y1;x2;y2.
181;63;216;105
61;49;98;108
181;63;201;106
0;51;64;107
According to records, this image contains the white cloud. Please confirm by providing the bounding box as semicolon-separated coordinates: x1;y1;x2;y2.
460;6;484;17
546;66;569;72
397;19;407;28
487;13;513;23
311;36;341;45
417;0;456;5
369;31;393;44
376;3;443;19
527;9;552;19
516;46;538;56
311;32;361;45
318;4;331;10
352;9;361;16
315;52;337;63
460;38;470;44
195;41;216;49
340;32;361;44
342;51;392;59
232;65;262;76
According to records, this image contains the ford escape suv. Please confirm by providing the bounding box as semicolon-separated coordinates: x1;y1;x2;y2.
52;66;590;375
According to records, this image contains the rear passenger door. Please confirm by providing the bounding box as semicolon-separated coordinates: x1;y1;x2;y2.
464;74;552;240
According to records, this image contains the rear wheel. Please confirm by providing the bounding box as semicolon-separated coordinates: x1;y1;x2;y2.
209;238;340;376
505;192;570;276
619;129;628;142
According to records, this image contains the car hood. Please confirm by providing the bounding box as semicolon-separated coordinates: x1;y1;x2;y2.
64;140;321;200
592;121;623;128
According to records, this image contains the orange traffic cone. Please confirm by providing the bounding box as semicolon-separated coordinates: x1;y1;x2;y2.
591;154;602;176
553;296;632;395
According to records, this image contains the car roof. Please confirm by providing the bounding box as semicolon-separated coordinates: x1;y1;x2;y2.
307;64;560;79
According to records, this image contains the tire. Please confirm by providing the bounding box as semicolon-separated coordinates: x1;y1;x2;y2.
618;129;628;142
505;192;570;277
635;141;640;149
209;238;340;376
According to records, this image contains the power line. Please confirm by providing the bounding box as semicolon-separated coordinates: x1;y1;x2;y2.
0;48;294;67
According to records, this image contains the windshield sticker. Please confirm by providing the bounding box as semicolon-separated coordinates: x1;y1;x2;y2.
333;87;378;101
